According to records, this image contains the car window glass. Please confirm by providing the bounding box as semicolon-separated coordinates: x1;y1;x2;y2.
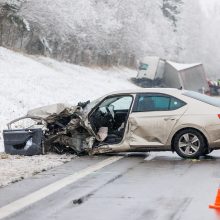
135;94;186;112
151;96;170;110
137;96;170;111
99;96;132;111
99;97;119;108
139;63;149;70
170;97;185;110
112;96;132;110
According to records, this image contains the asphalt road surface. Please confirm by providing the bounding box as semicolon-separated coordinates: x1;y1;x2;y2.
0;151;220;220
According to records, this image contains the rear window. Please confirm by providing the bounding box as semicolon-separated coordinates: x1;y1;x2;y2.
183;91;220;107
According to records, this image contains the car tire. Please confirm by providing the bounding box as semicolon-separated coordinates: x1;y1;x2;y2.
202;148;213;156
173;129;206;159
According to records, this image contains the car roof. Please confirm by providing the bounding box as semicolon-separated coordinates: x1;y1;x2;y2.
106;88;184;96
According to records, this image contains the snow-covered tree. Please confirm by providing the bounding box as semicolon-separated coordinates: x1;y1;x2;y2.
0;0;220;77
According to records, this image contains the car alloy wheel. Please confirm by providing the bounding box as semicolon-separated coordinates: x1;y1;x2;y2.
173;128;206;159
178;133;200;156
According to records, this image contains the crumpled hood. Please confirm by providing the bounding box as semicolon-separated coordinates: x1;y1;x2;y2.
26;103;80;123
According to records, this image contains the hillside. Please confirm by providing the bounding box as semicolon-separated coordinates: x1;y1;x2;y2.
1;0;220;76
0;47;137;152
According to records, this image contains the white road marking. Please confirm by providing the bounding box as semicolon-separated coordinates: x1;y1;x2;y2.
144;153;157;161
0;156;123;220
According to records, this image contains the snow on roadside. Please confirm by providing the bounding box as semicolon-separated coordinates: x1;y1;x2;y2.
0;47;137;187
0;47;137;152
0;153;75;187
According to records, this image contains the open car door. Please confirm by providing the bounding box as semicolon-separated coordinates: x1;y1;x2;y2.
3;117;44;156
3;129;43;156
87;95;134;151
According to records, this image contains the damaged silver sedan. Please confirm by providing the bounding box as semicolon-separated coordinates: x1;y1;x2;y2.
4;88;220;159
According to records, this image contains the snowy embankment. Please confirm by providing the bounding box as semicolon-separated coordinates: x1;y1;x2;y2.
0;153;75;187
0;47;137;152
0;47;137;187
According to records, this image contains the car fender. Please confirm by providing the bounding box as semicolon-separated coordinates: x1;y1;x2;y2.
166;123;211;147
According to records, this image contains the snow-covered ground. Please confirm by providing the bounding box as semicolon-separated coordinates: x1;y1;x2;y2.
0;47;137;187
0;153;75;187
0;47;137;152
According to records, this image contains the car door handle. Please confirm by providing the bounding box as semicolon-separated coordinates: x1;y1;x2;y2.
164;117;176;121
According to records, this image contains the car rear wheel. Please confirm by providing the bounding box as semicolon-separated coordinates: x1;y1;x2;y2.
173;129;206;159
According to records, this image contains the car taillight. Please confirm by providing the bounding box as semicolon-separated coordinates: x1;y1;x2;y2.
218;114;220;119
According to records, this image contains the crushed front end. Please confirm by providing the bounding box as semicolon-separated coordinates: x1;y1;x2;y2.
3;102;96;156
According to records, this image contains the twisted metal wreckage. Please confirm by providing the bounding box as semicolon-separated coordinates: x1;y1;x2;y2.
3;98;128;156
